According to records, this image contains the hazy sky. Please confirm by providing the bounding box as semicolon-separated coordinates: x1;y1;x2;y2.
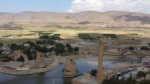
0;0;150;14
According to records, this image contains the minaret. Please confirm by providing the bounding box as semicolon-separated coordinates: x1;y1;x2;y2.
97;40;104;84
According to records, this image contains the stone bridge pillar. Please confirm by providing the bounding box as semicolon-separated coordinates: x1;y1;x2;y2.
36;52;46;68
13;50;29;63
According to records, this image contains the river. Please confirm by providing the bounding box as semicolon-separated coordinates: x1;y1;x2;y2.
0;58;136;84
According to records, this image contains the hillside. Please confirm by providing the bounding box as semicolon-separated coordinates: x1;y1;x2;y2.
0;11;150;27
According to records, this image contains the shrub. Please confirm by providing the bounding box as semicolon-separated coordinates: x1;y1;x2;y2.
137;71;147;78
90;69;97;76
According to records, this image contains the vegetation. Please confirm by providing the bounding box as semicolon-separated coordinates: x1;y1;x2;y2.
0;43;3;46
103;75;136;84
78;33;118;40
74;47;79;52
90;69;97;76
127;46;135;50
39;34;61;40
137;71;147;78
102;34;118;39
128;33;139;37
36;40;55;45
140;46;149;51
55;43;65;55
9;39;79;58
78;33;103;40
148;43;150;47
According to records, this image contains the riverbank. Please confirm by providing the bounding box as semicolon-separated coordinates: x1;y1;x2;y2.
0;59;59;75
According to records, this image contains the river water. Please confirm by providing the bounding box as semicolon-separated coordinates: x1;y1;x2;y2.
0;58;136;84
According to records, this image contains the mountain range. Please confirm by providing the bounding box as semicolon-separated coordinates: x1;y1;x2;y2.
0;11;150;27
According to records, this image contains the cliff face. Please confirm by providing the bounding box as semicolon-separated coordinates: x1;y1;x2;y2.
0;11;150;27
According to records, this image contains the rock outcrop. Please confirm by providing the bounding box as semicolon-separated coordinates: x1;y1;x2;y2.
35;52;46;68
72;73;98;84
63;58;78;77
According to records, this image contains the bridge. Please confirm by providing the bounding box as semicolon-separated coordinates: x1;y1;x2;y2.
105;44;150;62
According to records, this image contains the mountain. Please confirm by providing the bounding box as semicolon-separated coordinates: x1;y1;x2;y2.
0;11;150;27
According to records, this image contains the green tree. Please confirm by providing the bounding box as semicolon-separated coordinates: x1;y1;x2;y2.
66;44;71;48
67;46;73;52
55;43;65;55
90;69;97;76
23;48;33;60
39;46;49;53
74;47;79;52
48;40;55;45
137;71;147;78
0;43;3;46
49;47;55;52
128;46;135;50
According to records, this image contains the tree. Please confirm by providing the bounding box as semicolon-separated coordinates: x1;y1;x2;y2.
39;35;49;39
140;46;149;51
10;43;18;50
74;47;79;52
36;40;42;44
66;44;71;48
128;46;134;50
48;40;55;45
67;46;73;52
49;47;55;52
23;48;33;60
90;69;97;76
0;43;3;46
25;41;36;48
38;46;49;53
55;43;65;55
137;71;146;78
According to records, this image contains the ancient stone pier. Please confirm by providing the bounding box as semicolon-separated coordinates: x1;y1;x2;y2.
35;52;46;68
13;50;29;63
63;58;78;77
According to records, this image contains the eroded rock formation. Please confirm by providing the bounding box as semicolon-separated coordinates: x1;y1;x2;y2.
35;52;46;68
63;58;78;77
